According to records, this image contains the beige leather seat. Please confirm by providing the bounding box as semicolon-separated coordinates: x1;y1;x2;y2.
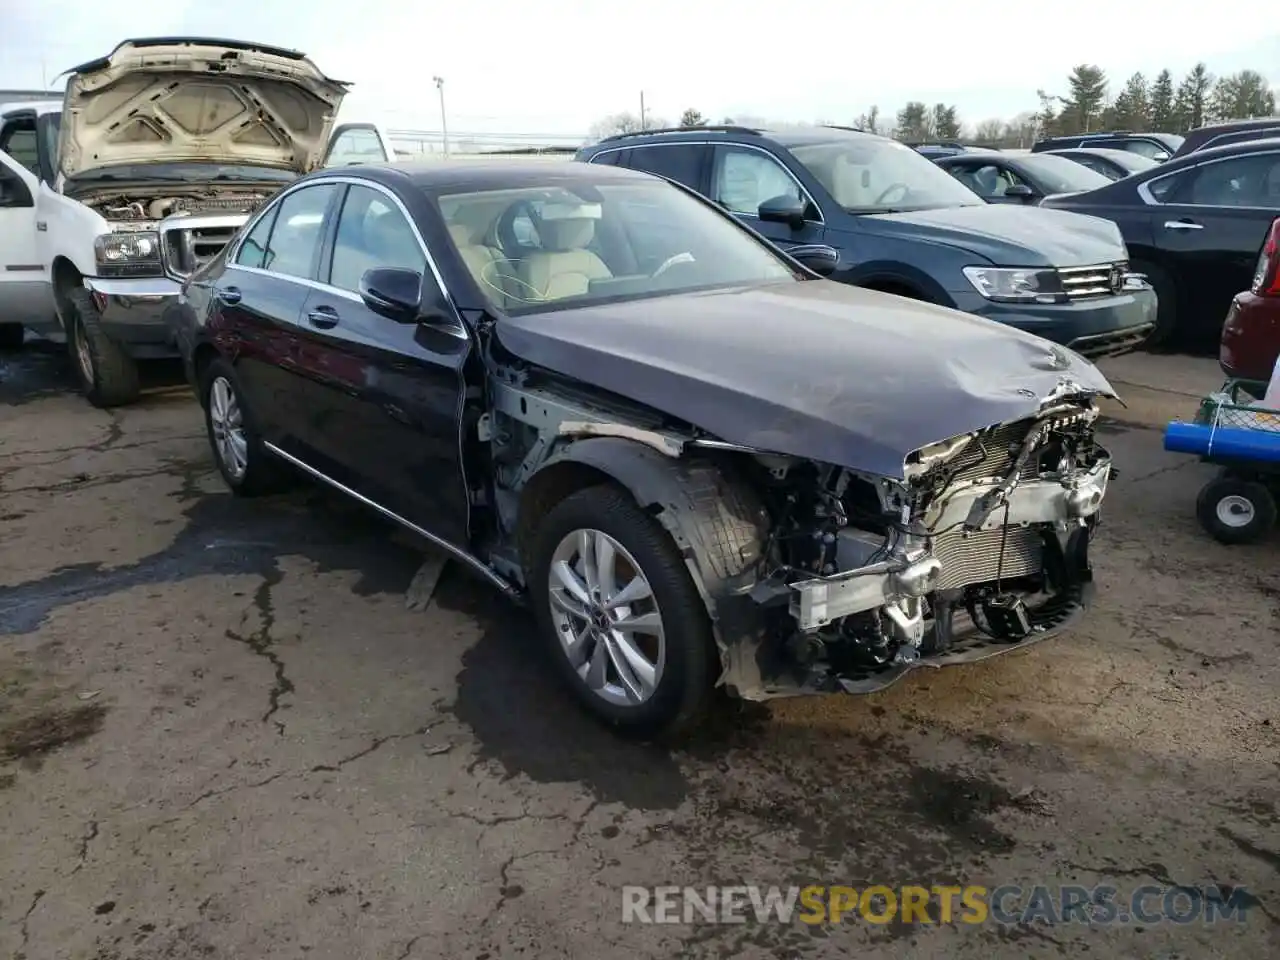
517;218;612;302
447;222;514;307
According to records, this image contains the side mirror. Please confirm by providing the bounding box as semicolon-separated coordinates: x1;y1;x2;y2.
359;267;424;323
1004;183;1036;202
788;244;840;277
757;194;808;230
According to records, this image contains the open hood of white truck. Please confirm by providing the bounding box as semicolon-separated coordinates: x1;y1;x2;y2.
58;37;350;178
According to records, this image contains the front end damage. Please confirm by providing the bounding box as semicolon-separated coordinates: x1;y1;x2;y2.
733;395;1107;698
487;366;1111;701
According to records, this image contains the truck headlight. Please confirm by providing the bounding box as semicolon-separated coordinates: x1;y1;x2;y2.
94;231;162;277
962;266;1064;304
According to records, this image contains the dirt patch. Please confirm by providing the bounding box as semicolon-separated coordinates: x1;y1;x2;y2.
0;702;107;761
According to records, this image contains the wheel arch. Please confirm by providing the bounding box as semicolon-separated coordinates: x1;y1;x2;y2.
851;262;952;306
519;437;775;697
51;255;84;326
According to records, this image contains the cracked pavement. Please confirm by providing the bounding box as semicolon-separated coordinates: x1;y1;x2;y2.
0;343;1277;959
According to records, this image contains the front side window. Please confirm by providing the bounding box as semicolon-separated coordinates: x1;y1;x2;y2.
790;137;983;212
0;120;39;176
712;146;804;216
328;184;426;292
256;184;338;278
434;176;800;313
1186;154;1280;207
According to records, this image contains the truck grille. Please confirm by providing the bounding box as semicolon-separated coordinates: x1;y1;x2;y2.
1058;262;1126;301
932;526;1043;590
159;213;249;281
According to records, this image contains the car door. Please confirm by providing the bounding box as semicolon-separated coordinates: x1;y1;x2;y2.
1146;150;1280;325
0;147;46;327
212;182;342;448
290;181;471;544
709;144;825;252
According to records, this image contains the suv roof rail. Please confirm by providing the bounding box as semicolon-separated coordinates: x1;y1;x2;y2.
820;124;868;133
597;124;762;143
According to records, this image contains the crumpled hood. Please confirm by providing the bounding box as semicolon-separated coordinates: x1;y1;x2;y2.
495;280;1118;479
58;37;349;178
861;203;1127;268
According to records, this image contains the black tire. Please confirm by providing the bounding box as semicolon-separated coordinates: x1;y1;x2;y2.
1195;475;1277;545
527;484;717;739
0;324;24;351
1131;259;1178;348
199;356;292;497
66;288;140;407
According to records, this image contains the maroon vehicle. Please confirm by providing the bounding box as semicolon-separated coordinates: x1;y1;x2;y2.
1221;217;1280;389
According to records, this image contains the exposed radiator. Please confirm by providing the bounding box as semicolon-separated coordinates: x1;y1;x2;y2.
931;526;1043;591
159;212;250;281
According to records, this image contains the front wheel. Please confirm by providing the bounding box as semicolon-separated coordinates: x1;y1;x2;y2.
1130;260;1177;348
1195;474;1277;545
66;288;140;407
200;357;292;497
527;484;718;739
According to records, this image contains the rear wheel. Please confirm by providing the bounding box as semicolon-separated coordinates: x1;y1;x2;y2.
527;484;717;739
1195;474;1277;545
66;288;140;407
200;356;292;496
0;324;24;350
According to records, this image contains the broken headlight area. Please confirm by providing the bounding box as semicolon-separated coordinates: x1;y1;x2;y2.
732;394;1108;697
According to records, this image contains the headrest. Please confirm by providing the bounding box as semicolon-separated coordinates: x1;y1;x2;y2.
448;221;484;246
539;218;596;252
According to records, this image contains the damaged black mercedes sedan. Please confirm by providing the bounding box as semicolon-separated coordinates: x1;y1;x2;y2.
169;160;1117;736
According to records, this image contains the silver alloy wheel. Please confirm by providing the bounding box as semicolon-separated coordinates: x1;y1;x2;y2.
1216;494;1255;528
547;528;666;708
74;321;94;385
208;376;248;481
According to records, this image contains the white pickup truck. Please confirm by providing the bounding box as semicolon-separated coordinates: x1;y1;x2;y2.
0;37;396;407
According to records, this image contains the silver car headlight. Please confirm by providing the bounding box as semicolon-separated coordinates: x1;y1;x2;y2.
94;230;162;277
962;265;1064;303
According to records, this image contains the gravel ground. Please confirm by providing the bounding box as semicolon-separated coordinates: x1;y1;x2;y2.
0;343;1276;960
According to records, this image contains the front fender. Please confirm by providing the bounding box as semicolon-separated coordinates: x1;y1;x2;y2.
529;437;775;696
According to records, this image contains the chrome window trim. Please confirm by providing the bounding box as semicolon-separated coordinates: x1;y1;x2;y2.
225;174;468;340
585;139;825;225
1138;148;1280;208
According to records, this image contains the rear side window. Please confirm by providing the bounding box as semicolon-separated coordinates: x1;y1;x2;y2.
588;149;626;166
621;144;708;189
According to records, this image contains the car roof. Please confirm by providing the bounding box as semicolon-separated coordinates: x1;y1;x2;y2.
314;159;659;193
1172;135;1280;163
581;124;896;152
0;99;61;118
1048;147;1144;161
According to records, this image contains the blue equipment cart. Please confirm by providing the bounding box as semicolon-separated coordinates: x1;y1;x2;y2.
1162;379;1280;544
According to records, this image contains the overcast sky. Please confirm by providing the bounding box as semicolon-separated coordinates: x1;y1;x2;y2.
3;1;1278;136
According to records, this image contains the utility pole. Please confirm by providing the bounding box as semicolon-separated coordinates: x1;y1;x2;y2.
432;76;449;158
639;91;646;130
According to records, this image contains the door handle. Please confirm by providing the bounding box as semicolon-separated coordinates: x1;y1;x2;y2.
1163;220;1203;231
215;286;242;305
306;306;340;329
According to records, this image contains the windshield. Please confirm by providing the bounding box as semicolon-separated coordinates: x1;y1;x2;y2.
788;138;984;212
434;177;800;314
1016;154;1113;193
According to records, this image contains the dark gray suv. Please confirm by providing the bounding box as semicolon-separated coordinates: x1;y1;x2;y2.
576;126;1157;358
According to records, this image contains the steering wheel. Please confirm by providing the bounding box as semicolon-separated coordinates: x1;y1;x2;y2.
652;251;696;278
873;182;910;206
